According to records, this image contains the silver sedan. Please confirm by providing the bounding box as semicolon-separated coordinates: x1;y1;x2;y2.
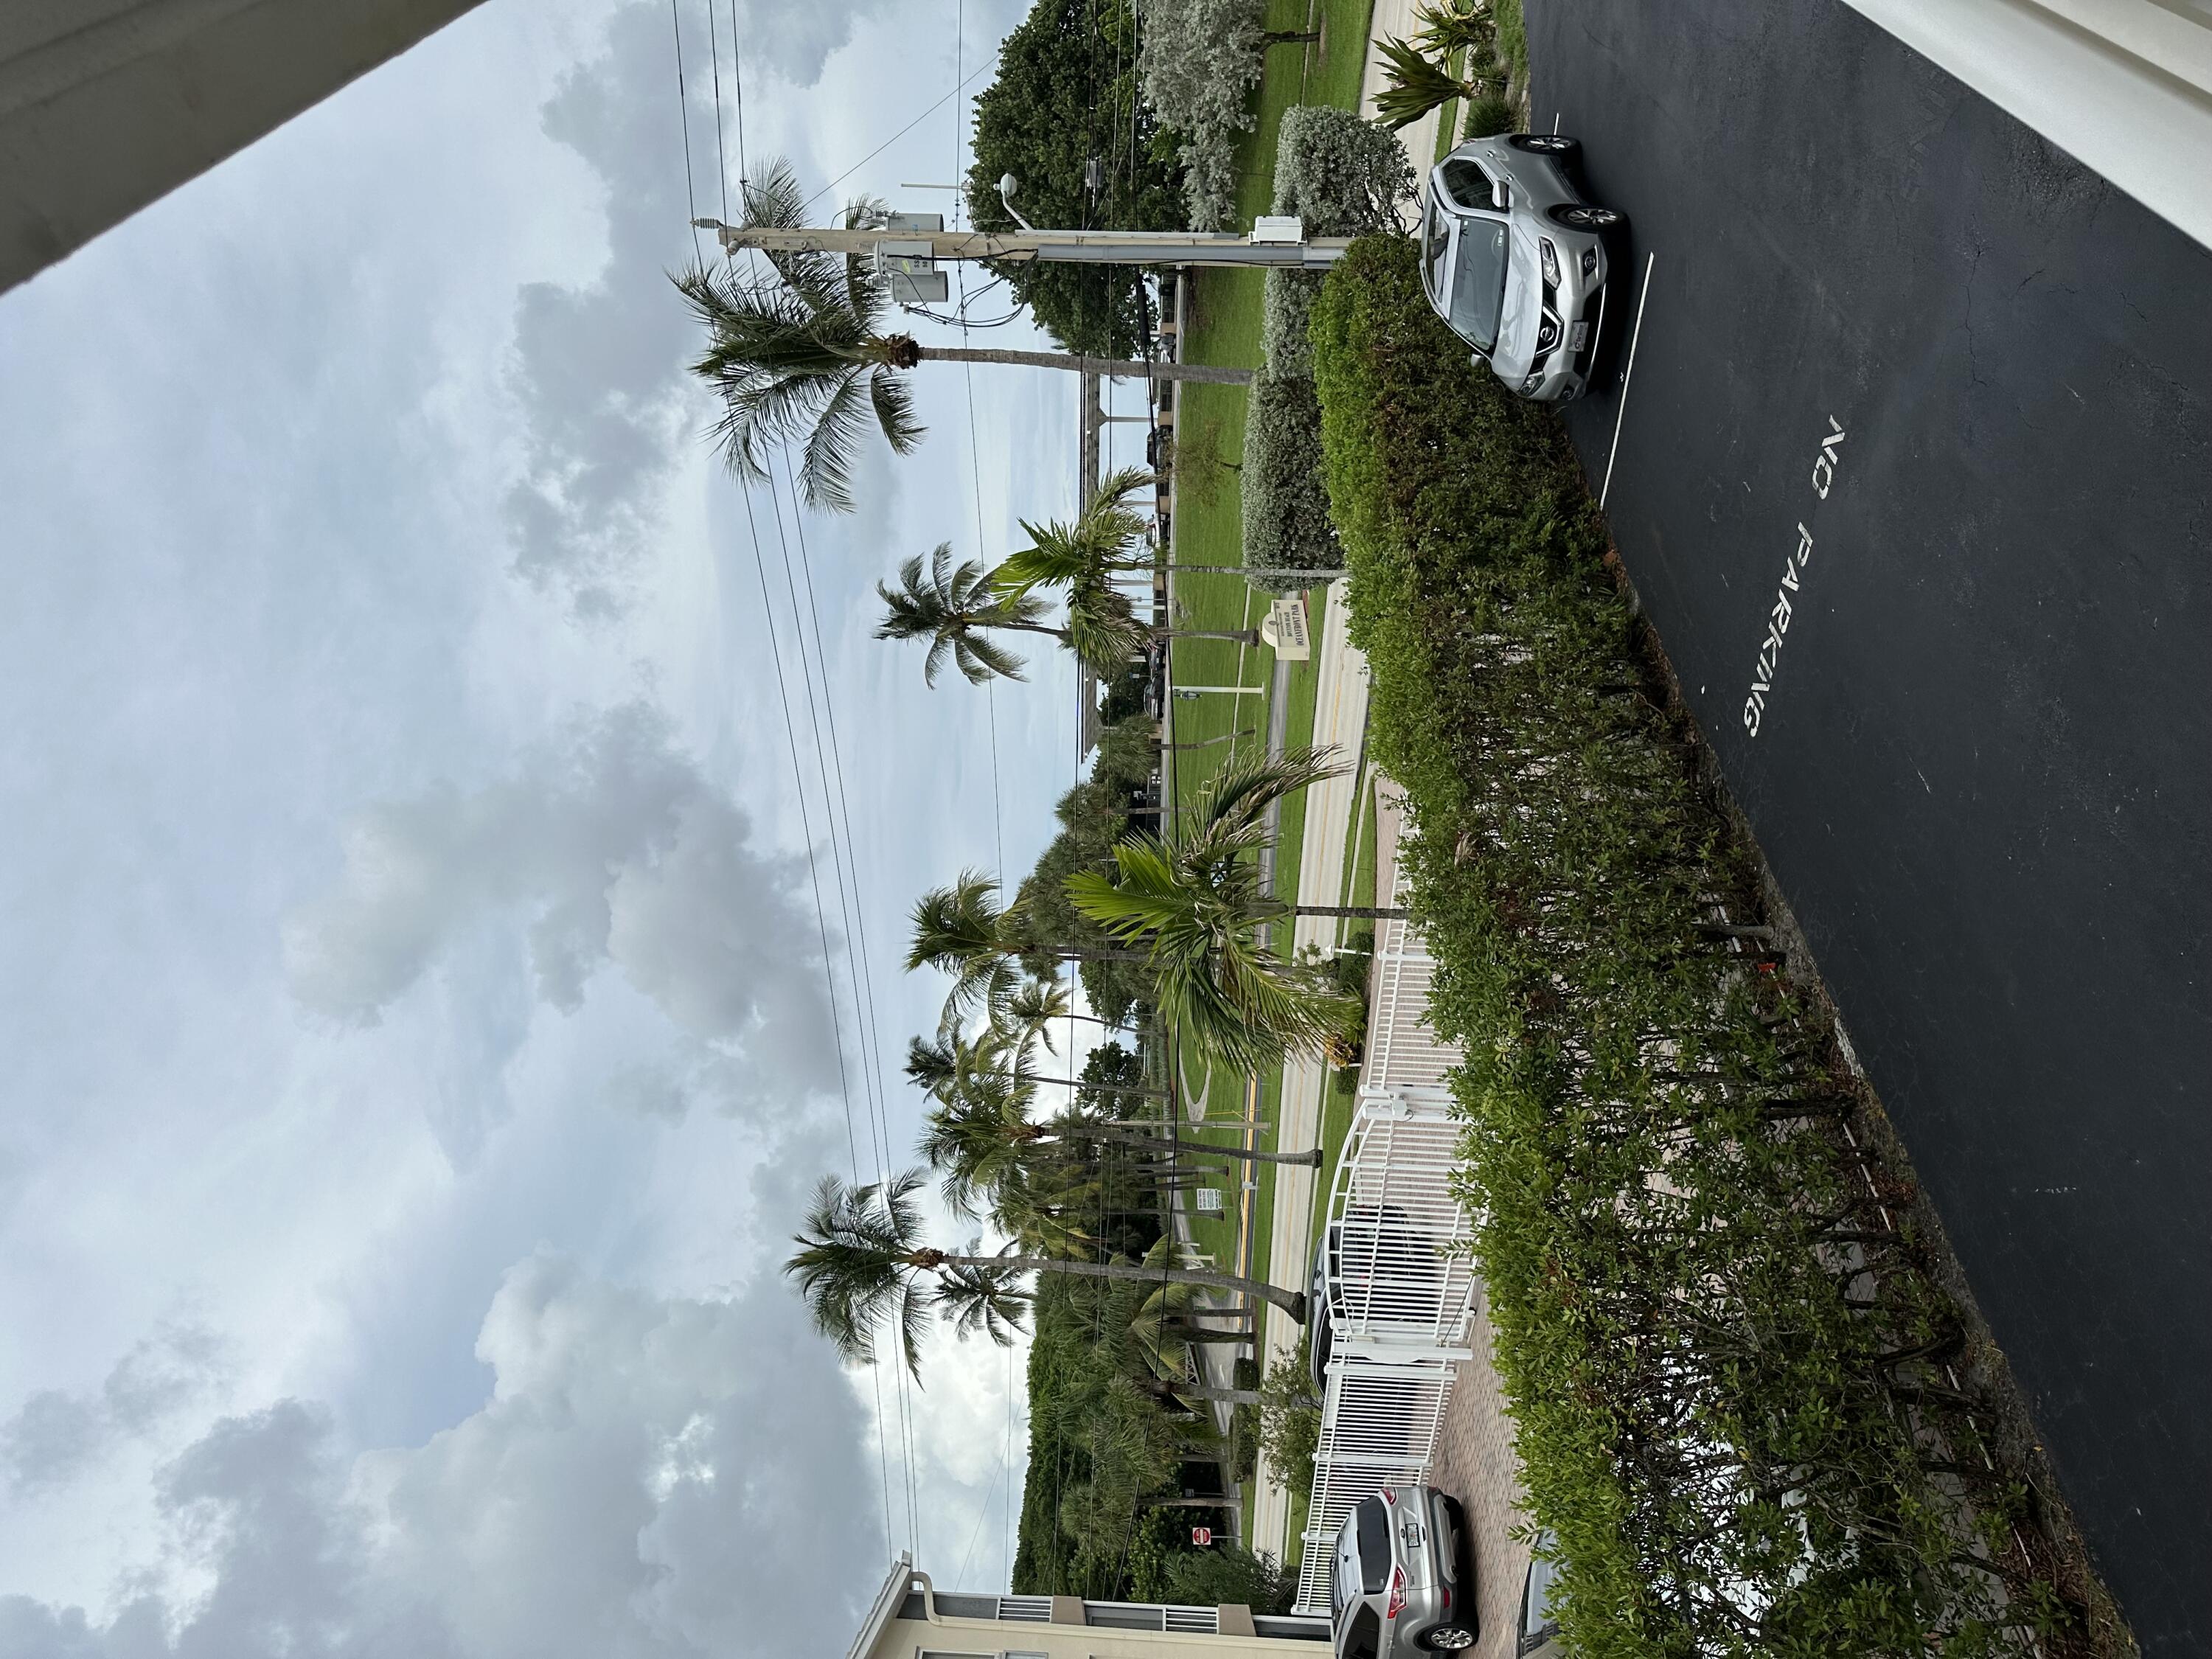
1419;133;1625;402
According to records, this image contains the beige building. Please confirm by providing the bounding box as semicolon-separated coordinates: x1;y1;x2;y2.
846;1557;1331;1659
2;0;490;293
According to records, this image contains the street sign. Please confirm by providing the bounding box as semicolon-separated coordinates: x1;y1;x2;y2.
1191;1526;1214;1547
1261;596;1312;660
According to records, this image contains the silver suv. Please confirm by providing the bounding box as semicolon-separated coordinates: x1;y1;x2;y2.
1330;1484;1475;1656
1419;133;1624;402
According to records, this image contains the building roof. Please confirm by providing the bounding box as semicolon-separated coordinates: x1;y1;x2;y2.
844;1553;916;1659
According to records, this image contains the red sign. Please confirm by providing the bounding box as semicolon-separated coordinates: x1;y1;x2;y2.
1191;1526;1214;1547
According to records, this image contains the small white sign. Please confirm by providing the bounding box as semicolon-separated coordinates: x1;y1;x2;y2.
1195;1187;1224;1214
1261;596;1312;660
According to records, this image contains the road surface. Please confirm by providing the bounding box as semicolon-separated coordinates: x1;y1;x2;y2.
1531;0;2212;1647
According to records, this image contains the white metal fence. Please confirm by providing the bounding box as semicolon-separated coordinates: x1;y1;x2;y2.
1293;876;1478;1615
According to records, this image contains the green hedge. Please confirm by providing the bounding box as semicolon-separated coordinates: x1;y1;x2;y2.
1312;237;2073;1658
1240;371;1340;591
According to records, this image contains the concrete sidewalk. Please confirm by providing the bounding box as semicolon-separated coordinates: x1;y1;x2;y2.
1248;578;1372;1560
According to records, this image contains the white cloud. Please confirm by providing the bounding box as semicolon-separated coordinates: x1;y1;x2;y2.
502;0;900;614
0;1257;880;1659
1;1329;229;1495
285;702;836;1110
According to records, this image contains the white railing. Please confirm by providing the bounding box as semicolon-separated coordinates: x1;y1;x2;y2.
1362;864;1457;1093
1295;1358;1461;1612
1294;874;1477;1615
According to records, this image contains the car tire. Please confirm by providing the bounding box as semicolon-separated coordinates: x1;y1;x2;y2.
1509;133;1582;161
1547;202;1625;231
1419;1624;1478;1652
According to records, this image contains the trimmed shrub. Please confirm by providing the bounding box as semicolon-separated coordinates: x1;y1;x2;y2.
1311;234;2081;1658
1259;268;1322;378
1262;110;1411;380
1461;90;1514;139
1271;105;1416;237
1240;372;1340;590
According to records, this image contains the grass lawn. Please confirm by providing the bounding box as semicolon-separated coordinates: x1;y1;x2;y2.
1151;0;1374;1558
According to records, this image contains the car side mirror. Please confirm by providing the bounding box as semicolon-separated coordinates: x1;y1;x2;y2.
1491;178;1509;210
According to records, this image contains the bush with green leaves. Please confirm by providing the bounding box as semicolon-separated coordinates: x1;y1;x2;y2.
1271;105;1417;237
1256;1337;1320;1495
1138;0;1264;229
1138;0;1319;228
1164;1541;1298;1613
1260;268;1322;379
1461;90;1514;138
1311;234;2086;1658
1239;372;1340;591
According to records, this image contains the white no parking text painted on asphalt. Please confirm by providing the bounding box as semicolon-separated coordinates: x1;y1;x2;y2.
1742;416;1848;738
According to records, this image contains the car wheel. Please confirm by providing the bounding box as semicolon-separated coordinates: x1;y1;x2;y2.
1419;1623;1477;1652
1547;201;1625;231
1509;133;1582;161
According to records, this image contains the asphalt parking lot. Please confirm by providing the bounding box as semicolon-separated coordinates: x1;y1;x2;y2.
1526;0;2212;1649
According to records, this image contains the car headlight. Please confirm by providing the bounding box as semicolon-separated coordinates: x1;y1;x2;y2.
1538;237;1561;288
1520;372;1544;394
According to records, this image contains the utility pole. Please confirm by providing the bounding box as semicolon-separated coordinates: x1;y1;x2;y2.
694;218;1352;271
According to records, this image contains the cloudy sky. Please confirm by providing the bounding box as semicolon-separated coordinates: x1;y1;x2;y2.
0;1;1142;1652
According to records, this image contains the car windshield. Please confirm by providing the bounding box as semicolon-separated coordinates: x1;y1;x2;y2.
1422;198;1451;297
1354;1497;1393;1592
1523;1552;1559;1636
1448;218;1509;351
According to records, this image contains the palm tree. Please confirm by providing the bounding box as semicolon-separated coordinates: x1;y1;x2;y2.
908;871;1149;1032
877;539;1257;687
1374;2;1506;132
786;1171;1308;1378
990;467;1323;598
1067;746;1407;1071
877;544;1070;686
676;161;1254;512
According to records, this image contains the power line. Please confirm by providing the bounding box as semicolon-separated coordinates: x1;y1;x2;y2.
802;55;1001;214
726;0;748;182
731;473;897;1557
703;0;730;223
668;0;705;262
765;453;925;1559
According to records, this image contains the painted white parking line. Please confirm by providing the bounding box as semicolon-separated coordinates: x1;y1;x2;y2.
1600;251;1657;511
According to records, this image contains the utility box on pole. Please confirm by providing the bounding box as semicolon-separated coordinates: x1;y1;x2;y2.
872;212;950;304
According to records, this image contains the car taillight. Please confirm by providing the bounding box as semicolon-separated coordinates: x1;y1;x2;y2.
1386;1567;1407;1620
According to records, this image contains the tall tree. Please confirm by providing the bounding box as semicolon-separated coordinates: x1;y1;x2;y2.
786;1172;1309;1382
677;161;1251;513
963;0;1181;355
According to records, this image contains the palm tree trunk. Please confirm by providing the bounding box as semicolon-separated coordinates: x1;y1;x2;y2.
1288;904;1409;920
1062;1124;1324;1168
1171;1383;1265;1406
1262;28;1322;45
1162;728;1255;750
933;1249;1306;1321
916;346;1253;386
1159;627;1262;646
